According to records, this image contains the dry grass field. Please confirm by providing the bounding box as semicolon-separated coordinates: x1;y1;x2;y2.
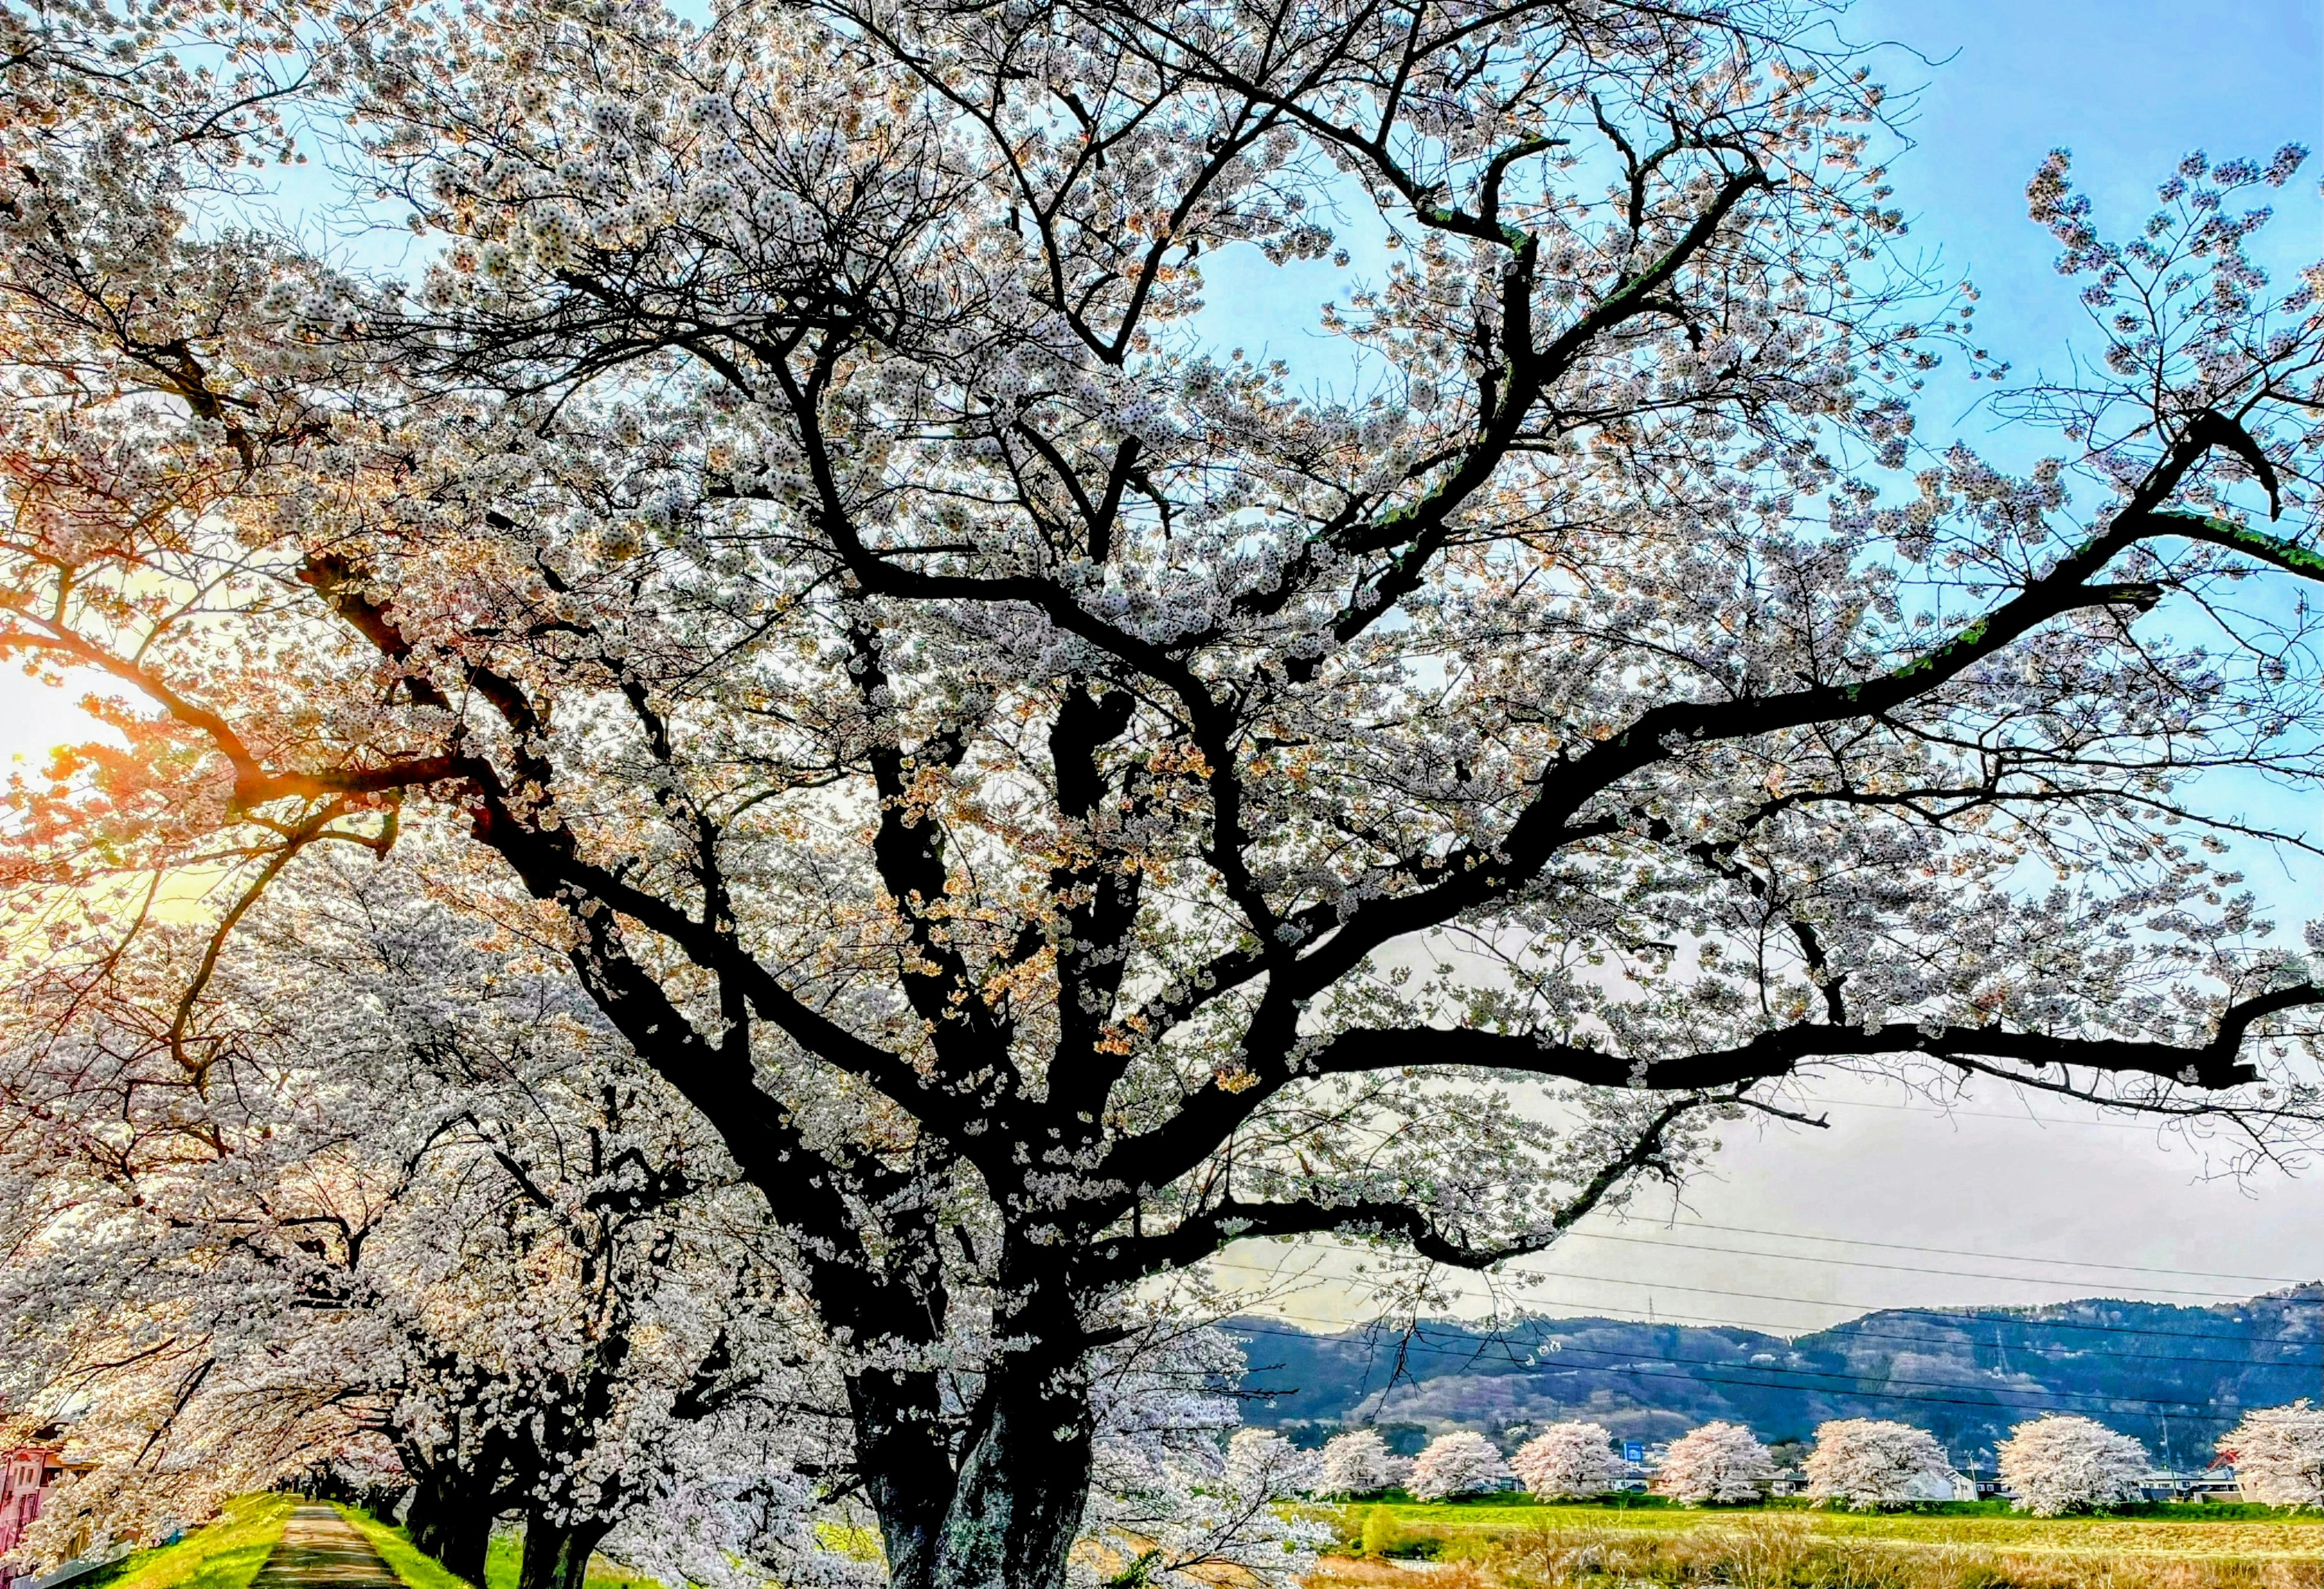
1305;1502;2324;1588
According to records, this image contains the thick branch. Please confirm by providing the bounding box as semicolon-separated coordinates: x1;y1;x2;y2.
1088;1091;1712;1285
1099;984;2321;1197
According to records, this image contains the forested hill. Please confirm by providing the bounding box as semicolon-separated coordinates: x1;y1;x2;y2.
1229;1286;2322;1468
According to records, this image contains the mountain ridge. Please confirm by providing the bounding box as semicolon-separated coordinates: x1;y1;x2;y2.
1229;1284;2323;1467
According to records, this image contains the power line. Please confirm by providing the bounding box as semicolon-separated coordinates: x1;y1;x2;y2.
1208;1263;2314;1375
1608;1218;2313;1286
1785;1094;2274;1136
1557;1231;2285;1298
1208;1257;2316;1369
1221;1237;2321;1345
1494;1264;2322;1344
1213;1223;2322;1437
1278;1234;2315;1331
1228;1315;2290;1420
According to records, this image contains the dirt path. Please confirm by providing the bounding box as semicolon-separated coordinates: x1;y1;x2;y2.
245;1507;402;1589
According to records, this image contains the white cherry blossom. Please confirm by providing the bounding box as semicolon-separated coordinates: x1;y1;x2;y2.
2217;1402;2324;1507
1997;1416;2150;1516
1654;1423;1775;1506
1407;1432;1509;1502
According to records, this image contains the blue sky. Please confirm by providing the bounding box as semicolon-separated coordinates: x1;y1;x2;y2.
1847;0;2322;909
1856;0;2320;427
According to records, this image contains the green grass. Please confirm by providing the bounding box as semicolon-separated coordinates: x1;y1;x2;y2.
481;1539;516;1589
1350;1495;2321;1528
478;1528;663;1589
334;1507;476;1589
332;1510;661;1589
1313;1516;2324;1589
1333;1496;2324;1565
93;1494;296;1589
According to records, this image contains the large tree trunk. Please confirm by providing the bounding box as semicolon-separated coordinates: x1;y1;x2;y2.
864;1343;1096;1589
849;1367;957;1589
515;1512;613;1589
932;1355;1096;1589
401;1475;439;1541
432;1505;496;1589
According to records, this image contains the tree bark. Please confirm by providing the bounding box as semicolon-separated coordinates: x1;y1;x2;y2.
432;1505;496;1589
862;1341;1096;1589
405;1462;500;1587
849;1368;956;1589
931;1357;1096;1589
516;1512;613;1589
400;1476;438;1543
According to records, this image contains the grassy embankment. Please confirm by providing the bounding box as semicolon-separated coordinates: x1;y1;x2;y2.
83;1495;298;1589
105;1492;2320;1589
336;1508;659;1589
476;1533;660;1589
1315;1495;2324;1588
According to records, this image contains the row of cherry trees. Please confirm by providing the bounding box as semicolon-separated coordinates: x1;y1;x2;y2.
0;0;2318;1582
0;858;850;1589
1302;1406;2324;1512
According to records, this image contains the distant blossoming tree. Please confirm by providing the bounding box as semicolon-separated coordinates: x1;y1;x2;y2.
1655;1424;1776;1505
1319;1432;1410;1498
1803;1420;1954;1510
2;0;2321;1581
1407;1433;1510;1502
1510;1422;1626;1500
1224;1430;1326;1499
1078;1336;1333;1589
2217;1403;2324;1507
1997;1417;2150;1516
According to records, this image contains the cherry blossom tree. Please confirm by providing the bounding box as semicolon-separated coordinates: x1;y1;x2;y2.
1;0;2321;1583
1077;1331;1332;1588
589;1421;868;1589
2216;1403;2324;1508
1653;1423;1775;1506
1224;1430;1325;1499
1510;1421;1625;1500
1319;1431;1410;1499
6;1364;387;1562
1407;1432;1509;1502
1996;1416;2149;1516
1802;1418;1952;1510
0;864;846;1589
